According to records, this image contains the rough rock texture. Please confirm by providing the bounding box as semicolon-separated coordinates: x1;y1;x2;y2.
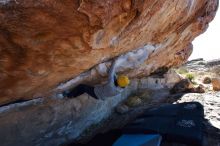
0;1;219;146
0;0;218;105
0;74;174;146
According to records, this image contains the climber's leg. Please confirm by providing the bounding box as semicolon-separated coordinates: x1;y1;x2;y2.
64;84;87;97
64;84;98;99
82;84;98;99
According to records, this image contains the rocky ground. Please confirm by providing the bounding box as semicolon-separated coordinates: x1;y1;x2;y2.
70;58;220;146
174;58;220;146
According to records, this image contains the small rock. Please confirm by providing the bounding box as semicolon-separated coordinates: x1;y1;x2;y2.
138;90;152;101
115;104;129;114
164;69;183;88
125;96;142;107
212;78;220;91
170;79;193;94
191;84;205;93
203;77;211;84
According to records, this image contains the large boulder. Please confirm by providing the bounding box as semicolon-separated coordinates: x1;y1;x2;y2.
0;0;218;146
0;0;218;105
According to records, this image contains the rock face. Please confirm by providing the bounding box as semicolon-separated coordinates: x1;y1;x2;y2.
0;75;171;146
0;0;218;105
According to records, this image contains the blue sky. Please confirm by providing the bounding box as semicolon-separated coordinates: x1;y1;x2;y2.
189;8;220;61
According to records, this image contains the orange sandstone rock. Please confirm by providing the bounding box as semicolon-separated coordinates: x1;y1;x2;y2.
212;78;220;91
0;0;218;105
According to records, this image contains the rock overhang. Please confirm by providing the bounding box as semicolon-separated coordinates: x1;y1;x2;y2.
0;0;218;109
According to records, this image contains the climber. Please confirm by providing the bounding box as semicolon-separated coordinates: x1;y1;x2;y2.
62;58;130;100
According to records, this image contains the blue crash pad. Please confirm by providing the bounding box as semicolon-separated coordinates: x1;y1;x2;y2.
113;134;162;146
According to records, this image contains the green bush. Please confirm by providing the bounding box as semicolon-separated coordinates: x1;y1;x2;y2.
186;73;195;81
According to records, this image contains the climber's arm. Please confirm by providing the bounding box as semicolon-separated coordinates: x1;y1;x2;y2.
108;58;118;83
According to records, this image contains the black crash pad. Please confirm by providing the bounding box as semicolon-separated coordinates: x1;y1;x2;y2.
123;102;204;146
